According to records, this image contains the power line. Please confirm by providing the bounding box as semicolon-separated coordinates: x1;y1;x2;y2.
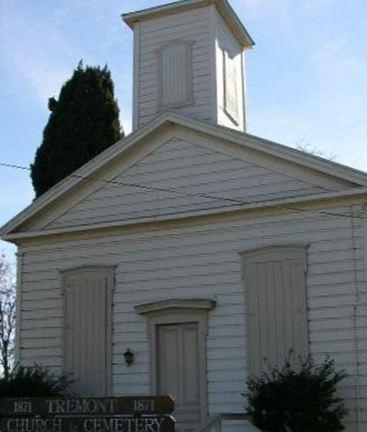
0;162;30;171
0;162;251;206
1;161;366;222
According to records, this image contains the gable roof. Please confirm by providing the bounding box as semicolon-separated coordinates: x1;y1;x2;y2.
2;110;367;238
122;0;255;49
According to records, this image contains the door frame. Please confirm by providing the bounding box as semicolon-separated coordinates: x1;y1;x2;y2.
136;299;216;424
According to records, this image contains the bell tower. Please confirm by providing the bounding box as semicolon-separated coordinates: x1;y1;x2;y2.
123;0;254;132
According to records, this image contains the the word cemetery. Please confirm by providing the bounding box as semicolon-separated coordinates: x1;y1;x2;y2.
0;396;175;432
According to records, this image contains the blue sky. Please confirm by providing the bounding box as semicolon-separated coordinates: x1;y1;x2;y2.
0;0;366;261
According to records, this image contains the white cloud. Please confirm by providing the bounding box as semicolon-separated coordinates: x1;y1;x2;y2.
248;31;367;170
0;1;101;104
302;36;367;166
0;5;72;103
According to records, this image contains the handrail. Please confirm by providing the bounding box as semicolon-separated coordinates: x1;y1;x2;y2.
196;413;256;432
196;414;221;432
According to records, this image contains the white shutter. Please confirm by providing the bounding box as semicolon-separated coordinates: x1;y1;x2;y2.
223;51;239;121
244;246;309;376
63;267;113;396
157;41;193;108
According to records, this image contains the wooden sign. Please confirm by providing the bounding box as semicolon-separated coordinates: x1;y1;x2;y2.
0;415;175;432
0;397;175;432
0;396;174;416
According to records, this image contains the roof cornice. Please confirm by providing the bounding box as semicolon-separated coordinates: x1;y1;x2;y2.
122;0;254;49
2;111;367;240
3;186;367;243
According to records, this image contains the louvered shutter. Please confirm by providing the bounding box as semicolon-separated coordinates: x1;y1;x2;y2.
63;267;113;396
244;246;309;376
223;51;239;120
157;41;193;108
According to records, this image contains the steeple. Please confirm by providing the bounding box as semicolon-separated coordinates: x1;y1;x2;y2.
123;0;254;132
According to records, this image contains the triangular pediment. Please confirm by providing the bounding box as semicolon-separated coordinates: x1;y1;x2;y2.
2;112;367;240
42;134;349;231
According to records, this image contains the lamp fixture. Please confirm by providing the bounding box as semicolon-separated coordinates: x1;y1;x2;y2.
123;348;134;366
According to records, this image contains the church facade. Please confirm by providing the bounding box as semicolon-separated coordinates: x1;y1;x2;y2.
2;1;367;431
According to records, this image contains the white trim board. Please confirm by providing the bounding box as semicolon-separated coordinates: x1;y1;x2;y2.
3;187;367;243
136;300;215;423
122;0;254;49
135;298;217;314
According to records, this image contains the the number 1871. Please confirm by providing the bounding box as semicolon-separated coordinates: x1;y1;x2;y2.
14;402;32;414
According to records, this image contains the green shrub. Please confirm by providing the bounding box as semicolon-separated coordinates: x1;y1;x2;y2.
245;356;347;432
0;364;71;397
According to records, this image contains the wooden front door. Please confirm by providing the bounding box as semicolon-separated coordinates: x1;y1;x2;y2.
156;323;202;432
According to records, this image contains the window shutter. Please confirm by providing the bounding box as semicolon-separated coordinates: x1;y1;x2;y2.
157;41;193;108
223;51;239;121
244;246;309;376
63;267;113;396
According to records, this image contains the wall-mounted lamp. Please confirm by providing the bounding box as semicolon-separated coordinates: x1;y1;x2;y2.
124;348;134;366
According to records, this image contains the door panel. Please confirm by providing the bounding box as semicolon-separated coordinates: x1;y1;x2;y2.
157;323;202;432
182;326;199;404
157;326;180;398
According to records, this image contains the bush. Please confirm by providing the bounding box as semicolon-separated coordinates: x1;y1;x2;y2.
0;364;71;397
245;356;347;432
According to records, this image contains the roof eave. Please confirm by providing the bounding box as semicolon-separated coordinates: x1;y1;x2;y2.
122;0;254;49
3;186;367;244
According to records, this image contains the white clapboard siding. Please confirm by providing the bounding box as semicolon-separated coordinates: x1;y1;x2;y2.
244;246;309;376
135;7;213;128
19;203;367;431
46;137;333;230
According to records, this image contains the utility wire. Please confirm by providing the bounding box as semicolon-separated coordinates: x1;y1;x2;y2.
0;162;30;171
1;161;366;221
0;162;251;206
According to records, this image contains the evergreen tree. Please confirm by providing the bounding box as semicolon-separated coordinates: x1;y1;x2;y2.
31;61;123;197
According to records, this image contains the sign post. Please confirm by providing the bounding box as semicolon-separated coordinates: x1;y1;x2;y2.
0;396;175;432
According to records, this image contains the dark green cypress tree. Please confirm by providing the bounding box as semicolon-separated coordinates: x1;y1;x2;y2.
31;61;123;197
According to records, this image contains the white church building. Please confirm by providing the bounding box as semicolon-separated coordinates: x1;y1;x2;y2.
2;0;367;431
